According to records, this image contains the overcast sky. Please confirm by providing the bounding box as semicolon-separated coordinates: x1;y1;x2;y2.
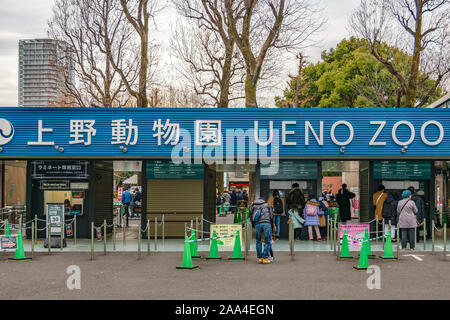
0;0;361;107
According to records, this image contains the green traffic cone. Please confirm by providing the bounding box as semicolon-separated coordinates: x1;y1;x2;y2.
229;230;245;261
5;218;11;237
8;230;32;261
353;236;369;270
206;231;222;260
361;228;375;259
339;230;353;259
380;230;397;260
190;230;201;259
176;236;199;270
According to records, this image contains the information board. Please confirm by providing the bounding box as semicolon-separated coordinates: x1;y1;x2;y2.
46;203;65;237
40;180;70;190
340;224;370;247
146;161;204;179
261;161;317;180
210;224;242;247
1;236;17;250
32;160;89;179
374;161;431;180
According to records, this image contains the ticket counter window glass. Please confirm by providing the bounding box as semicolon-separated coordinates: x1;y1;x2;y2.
43;190;84;216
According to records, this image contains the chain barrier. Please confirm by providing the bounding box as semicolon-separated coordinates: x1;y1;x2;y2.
185;234;237;243
434;225;445;233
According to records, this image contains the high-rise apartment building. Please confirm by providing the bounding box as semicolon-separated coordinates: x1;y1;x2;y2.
18;39;74;107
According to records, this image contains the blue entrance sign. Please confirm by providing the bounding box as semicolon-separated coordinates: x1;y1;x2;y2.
0;107;448;159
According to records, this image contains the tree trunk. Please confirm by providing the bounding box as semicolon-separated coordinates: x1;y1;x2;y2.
245;74;258;108
138;27;149;108
218;44;233;108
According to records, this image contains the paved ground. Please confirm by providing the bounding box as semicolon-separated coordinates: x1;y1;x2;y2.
1;250;449;300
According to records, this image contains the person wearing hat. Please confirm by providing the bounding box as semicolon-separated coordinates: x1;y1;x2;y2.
397;190;418;251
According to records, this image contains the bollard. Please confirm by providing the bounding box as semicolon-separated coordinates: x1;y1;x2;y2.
104;219;107;255
31;222;34;259
60;221;64;251
423;219;426;251
137;222;141;260
154;217;158;251
74;215;77;246
147;219;150;255
48;222;51;255
162;215;165;247
34;215;38;244
432;219;435;254
90;222;94;261
113;222;116;251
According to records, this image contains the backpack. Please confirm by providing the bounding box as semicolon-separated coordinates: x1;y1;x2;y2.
252;207;262;222
305;204;317;216
273;197;283;213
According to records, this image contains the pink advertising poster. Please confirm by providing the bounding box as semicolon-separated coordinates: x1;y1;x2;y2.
340;224;370;246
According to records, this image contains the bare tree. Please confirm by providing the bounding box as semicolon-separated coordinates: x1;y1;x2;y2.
350;0;449;107
172;0;247;108
224;0;325;108
115;0;162;108
48;0;133;107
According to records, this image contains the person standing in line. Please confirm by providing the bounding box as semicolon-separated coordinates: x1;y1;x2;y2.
287;183;306;216
230;189;237;213
251;197;273;264
242;190;249;202
268;190;284;240
304;194;322;241
288;204;305;241
336;184;356;223
318;197;330;240
408;186;425;243
382;193;398;241
397;190;418;251
121;187;132;227
373;185;388;235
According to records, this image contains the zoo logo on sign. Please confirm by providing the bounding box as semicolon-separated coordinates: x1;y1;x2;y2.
0;119;14;146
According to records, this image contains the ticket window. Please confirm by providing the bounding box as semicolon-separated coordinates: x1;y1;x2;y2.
43;190;84;216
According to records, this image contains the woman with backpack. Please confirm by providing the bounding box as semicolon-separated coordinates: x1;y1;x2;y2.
304;194;322;241
268;190;284;240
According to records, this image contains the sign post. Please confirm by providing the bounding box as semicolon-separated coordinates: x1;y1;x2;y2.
46;203;65;249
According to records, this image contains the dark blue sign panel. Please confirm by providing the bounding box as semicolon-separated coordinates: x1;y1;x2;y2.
0;107;448;159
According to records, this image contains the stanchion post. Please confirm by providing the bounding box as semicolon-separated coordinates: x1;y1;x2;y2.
432;219;435;254
397;224;400;260
90;222;94;261
137;222;141;260
382;218;385;249
122;216;126;247
74;215;77;246
34;215;37;244
444;223;447;260
376;220;379;244
19;215;22;236
337;223;341;259
289;221;294;260
48;222;51;255
60;221;64;251
333;217;337;254
327;217;330;244
154;217;157;251
147;219;150;255
113;221;116;251
184;222;187;238
423;219;426;251
162;214;165;247
31;222;34;259
195;217;198;241
104;219;107;255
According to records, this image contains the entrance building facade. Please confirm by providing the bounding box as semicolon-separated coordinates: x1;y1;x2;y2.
0;107;449;238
